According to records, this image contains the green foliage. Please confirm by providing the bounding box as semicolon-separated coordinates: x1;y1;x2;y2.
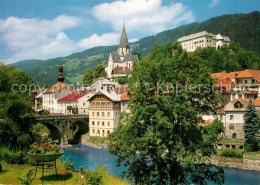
0;163;2;172
94;64;107;79
244;144;253;152
80;166;104;185
220;148;243;158
82;68;94;85
64;161;74;172
109;42;224;184
201;119;224;155
0;147;24;164
17;169;35;185
243;100;260;151
41;110;50;115
117;76;129;84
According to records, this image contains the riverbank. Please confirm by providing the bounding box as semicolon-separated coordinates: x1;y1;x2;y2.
81;134;108;148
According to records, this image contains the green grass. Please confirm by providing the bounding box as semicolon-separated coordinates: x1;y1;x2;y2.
0;161;80;185
219;139;245;144
244;151;260;160
0;161;129;185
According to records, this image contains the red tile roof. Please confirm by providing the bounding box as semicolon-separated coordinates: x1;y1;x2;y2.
121;93;130;101
255;98;260;107
236;69;260;81
58;92;88;102
211;71;228;80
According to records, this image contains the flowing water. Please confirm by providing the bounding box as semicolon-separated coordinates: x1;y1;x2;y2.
64;144;260;185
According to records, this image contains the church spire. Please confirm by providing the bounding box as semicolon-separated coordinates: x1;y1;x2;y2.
57;66;65;82
118;22;129;49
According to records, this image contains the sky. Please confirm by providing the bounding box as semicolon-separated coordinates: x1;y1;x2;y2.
0;0;259;64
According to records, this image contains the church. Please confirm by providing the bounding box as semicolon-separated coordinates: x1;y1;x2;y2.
105;23;139;79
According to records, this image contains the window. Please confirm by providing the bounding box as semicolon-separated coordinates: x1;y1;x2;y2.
229;124;234;130
83;103;85;106
107;130;110;135
92;121;95;126
107;112;110;117
232;133;237;139
230;115;234;120
220;115;223;120
252;79;255;83
92;112;94;116
102;122;104;126
102;112;105;117
239;146;243;150
97;112;100;117
245;80;247;84
232;145;235;149
234;102;243;108
93;129;95;133
108;122;110;126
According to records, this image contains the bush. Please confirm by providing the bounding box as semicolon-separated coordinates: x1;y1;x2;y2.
220;148;243;158
80;166;103;185
0;147;25;164
0;163;2;172
64;161;74;172
244;144;253;152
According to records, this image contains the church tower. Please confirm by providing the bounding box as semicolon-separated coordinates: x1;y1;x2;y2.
118;22;130;59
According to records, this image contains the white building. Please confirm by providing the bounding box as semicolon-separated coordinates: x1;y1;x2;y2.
177;31;231;52
42;66;71;114
105;23;139;79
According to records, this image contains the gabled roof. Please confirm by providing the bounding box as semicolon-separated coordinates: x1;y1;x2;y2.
44;82;71;93
110;52;121;63
122;52;139;63
58;92;88;102
225;98;250;111
88;90;121;102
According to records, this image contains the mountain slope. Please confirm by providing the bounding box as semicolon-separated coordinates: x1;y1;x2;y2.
12;11;260;86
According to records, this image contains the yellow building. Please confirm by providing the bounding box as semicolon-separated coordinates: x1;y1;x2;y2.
88;91;121;137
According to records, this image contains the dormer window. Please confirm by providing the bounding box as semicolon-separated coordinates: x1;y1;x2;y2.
234;101;243;108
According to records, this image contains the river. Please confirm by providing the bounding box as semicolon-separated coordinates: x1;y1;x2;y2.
63;144;260;185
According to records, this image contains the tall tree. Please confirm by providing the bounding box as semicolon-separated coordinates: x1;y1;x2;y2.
243;100;260;151
94;64;107;79
82;68;94;85
108;42;224;184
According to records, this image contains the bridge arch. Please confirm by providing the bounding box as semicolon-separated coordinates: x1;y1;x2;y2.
40;121;63;143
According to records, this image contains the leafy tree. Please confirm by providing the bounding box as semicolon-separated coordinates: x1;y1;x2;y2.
109;42;224;184
243;100;260;151
117;76;129;84
82;68;94;85
201;119;224;156
0;64;38;150
94;64;107;79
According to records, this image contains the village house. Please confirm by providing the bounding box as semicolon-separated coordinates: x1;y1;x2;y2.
42;66;71;114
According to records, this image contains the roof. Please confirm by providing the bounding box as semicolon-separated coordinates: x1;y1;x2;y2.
211;72;228;80
235;69;260;81
88;90;121;102
112;66;132;75
58;92;88;102
44;82;71;93
255;98;260;107
118;23;129;49
177;31;230;42
110;52;139;63
225;99;250;111
121;93;130;101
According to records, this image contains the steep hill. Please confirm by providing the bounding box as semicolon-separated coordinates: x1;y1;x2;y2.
12;11;260;86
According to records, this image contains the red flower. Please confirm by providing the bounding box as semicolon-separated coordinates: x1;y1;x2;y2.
48;145;53;150
30;145;33;148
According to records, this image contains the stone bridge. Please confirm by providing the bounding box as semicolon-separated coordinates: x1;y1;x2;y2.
33;114;89;147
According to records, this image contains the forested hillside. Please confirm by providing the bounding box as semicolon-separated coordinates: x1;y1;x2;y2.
12;11;260;86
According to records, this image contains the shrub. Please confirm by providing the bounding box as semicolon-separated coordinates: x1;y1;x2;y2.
80;166;103;185
0;147;24;164
0;163;2;172
17;169;35;185
64;161;74;172
244;144;253;152
220;148;243;158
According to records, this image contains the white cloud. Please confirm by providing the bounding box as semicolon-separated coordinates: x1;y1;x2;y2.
209;0;219;8
0;16;121;64
77;33;120;49
92;0;195;34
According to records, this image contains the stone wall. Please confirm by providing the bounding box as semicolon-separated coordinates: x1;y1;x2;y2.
210;155;260;171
